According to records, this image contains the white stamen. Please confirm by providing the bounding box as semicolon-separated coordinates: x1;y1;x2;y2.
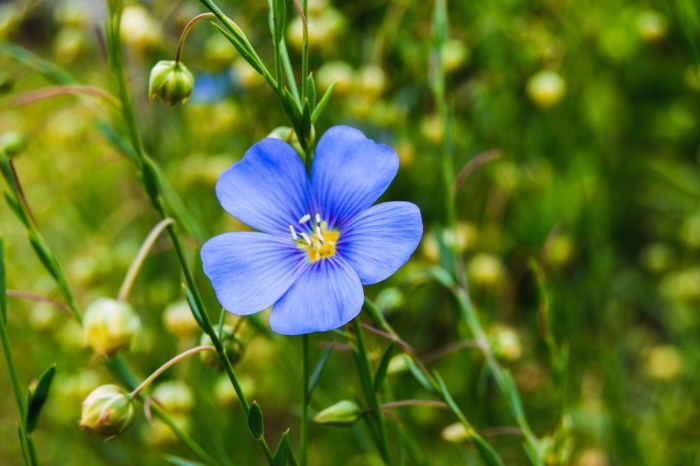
289;225;298;240
298;214;311;224
316;225;323;243
300;232;312;246
315;213;321;224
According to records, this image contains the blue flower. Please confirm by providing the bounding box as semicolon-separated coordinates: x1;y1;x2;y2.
201;126;423;335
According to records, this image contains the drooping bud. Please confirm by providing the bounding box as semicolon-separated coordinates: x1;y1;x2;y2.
313;400;362;426
83;298;141;357
148;60;195;105
79;384;135;438
199;325;245;369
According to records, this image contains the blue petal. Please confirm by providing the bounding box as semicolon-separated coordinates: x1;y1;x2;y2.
201;232;307;316
216;138;311;235
311;126;399;227
338;201;422;285
269;258;363;335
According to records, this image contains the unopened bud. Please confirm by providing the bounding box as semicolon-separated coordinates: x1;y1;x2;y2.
490;326;522;363
526;70;566;109
79;384;135;438
199;325;245;369
149;60;195;105
162;300;199;338
441;422;470;443
0;131;27;156
83;298;141;357
313;400;362;426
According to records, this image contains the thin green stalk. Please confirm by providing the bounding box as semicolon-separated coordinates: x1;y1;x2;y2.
351;318;391;465
0;319;36;466
301;0;309;102
300;334;310;466
452;286;540;459
280;39;300;104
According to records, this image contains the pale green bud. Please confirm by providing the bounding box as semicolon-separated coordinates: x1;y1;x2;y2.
441;422;470;443
313;400;362;426
526;70;566;109
79;384;135;438
162;300;199;338
149;60;195;106
490;326;522;363
83;298;141;357
199;325;245;369
0;131;27;156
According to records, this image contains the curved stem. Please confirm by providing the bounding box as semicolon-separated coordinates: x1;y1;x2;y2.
129;345;215;398
6;289;71;316
175;13;216;63
118;218;174;302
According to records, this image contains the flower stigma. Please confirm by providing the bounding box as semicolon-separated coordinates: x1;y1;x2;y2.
290;213;340;262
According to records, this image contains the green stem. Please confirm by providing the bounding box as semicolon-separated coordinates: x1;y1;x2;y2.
301;0;309;101
300;334;310;466
351;318;391;465
452;285;540;457
0;288;37;466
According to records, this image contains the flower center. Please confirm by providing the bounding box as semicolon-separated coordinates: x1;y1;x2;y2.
289;213;340;263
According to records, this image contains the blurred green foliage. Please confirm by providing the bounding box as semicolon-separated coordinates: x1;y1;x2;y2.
1;0;699;465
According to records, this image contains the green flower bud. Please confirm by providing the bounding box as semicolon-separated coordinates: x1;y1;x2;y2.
199;325;245;369
441;422;470;443
162;300;199;338
526;70;566;109
83;298;141;357
79;384;135;438
489;325;522;363
149;60;195;105
313;400;362;426
0;131;27;156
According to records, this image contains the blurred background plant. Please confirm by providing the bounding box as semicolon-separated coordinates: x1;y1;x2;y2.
0;0;699;465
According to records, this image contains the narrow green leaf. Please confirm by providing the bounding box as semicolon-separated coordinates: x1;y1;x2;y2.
373;342;395;393
433;371;461;417
0;42;75;85
28;236;59;281
211;23;264;75
301;98;312;143
140;156;162;209
3;192;23;221
26;364;56;433
307;346;333;398
427;265;456;288
153;162;207;241
311;81;336;122
472;435;505;466
183;286;206;330
95;120;138;162
164;455;208;466
404;356;434;393
248;401;264;439
306;73;316;110
0;238;6;324
273;429;290;466
273;0;286;46
501;371;526;420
